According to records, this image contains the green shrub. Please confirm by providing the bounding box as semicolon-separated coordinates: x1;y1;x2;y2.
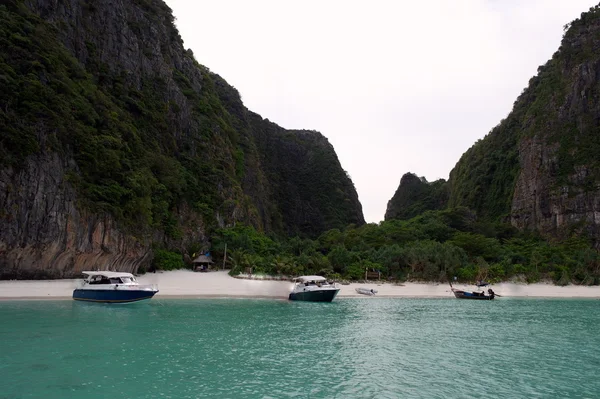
152;249;185;271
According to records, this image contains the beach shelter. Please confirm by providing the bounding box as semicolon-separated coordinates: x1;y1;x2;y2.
192;254;214;272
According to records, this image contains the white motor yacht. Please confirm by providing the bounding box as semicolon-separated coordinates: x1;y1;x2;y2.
72;271;158;303
289;275;340;302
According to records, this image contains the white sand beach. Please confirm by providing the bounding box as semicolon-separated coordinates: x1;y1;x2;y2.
1;270;600;300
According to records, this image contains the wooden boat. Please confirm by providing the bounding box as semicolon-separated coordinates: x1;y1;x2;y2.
450;282;496;300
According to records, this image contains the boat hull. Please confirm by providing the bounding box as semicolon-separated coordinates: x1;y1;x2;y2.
289;289;339;302
452;289;494;300
72;289;158;303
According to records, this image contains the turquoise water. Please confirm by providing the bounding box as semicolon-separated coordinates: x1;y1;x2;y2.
0;298;599;399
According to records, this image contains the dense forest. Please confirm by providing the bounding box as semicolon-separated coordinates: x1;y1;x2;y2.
176;207;599;285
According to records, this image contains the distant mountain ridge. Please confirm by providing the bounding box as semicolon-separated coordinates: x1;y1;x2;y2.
384;173;448;221
0;0;364;278
386;4;600;245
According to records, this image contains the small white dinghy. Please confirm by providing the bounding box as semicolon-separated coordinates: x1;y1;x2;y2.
355;287;377;296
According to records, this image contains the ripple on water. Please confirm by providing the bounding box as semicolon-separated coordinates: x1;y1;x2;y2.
0;298;599;398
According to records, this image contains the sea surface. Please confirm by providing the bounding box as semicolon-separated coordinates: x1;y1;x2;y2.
0;298;599;399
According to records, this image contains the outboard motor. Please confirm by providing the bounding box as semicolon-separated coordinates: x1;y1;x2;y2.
488;288;495;299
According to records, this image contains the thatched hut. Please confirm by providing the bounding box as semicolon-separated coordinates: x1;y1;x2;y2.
192;254;214;272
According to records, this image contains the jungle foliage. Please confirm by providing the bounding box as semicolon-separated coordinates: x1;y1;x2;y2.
212;207;600;285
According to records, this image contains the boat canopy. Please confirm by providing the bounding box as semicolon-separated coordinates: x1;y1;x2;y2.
81;271;135;278
294;275;327;283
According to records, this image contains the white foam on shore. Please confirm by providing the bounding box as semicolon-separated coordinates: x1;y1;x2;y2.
1;270;599;299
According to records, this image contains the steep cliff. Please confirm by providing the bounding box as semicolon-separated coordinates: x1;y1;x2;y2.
385;5;600;245
445;4;600;243
384;173;448;221
0;0;364;278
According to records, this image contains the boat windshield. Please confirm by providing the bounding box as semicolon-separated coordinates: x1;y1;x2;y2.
302;280;330;286
88;276;111;284
85;274;135;284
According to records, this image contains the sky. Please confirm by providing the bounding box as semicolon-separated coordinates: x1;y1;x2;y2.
165;0;597;223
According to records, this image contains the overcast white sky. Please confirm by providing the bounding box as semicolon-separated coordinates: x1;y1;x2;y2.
165;0;597;223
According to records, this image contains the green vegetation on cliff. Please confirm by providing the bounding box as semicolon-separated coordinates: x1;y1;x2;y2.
0;1;233;236
385;173;448;221
448;4;600;223
0;0;364;255
385;4;600;254
448;119;520;221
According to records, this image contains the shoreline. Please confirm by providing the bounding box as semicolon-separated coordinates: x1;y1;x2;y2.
1;270;600;300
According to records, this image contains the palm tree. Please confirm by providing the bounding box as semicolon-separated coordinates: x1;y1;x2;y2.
228;249;248;274
272;255;292;276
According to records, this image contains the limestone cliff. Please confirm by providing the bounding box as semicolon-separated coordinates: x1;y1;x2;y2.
0;154;150;278
450;4;600;243
387;4;600;245
0;0;364;278
384;173;448;221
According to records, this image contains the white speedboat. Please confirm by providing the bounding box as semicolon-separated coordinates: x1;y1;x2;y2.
72;271;158;303
289;276;340;302
355;287;377;296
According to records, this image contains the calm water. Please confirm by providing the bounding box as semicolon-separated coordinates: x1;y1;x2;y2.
0;298;599;399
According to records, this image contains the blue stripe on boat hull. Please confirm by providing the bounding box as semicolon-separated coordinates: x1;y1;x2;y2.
72;289;158;303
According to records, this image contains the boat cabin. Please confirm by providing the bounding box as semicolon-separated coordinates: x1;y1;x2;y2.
289;275;340;302
83;272;137;285
294;276;333;287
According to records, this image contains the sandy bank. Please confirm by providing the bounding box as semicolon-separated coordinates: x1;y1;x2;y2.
1;270;600;300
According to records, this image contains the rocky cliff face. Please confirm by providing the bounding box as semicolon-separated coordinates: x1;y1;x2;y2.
387;5;600;245
248;114;364;236
448;5;600;244
510;15;600;241
0;154;150;278
510;135;600;240
0;0;364;278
